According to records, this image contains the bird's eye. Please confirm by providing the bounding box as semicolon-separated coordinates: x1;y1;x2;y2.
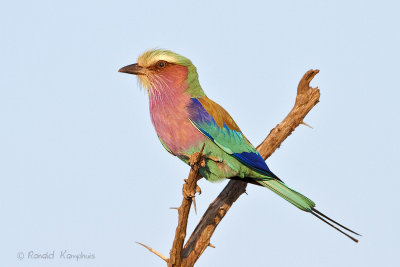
157;61;167;68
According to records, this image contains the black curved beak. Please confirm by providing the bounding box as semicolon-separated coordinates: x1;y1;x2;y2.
118;63;144;75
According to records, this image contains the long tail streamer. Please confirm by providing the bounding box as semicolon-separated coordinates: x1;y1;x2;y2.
310;208;361;243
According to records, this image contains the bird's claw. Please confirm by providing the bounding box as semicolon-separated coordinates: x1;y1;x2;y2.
196;185;202;195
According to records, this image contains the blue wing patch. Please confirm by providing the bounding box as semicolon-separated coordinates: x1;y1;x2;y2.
232;151;279;179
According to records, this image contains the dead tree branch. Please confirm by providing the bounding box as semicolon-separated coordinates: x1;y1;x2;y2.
256;69;320;159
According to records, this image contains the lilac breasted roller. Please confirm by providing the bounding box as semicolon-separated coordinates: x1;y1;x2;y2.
119;49;360;242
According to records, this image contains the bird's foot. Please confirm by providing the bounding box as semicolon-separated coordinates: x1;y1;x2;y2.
182;180;202;198
188;152;206;167
182;181;202;215
205;155;223;163
181;153;222;164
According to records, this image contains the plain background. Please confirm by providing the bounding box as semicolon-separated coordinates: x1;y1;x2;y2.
1;0;399;266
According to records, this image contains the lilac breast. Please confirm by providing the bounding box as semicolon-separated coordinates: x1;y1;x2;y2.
149;91;206;155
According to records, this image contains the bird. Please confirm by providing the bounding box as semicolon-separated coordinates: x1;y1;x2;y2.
119;49;360;242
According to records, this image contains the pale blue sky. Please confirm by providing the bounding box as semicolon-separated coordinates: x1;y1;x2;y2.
1;0;399;266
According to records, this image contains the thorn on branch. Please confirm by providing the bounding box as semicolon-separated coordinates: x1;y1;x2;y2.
136;242;169;263
193;196;197;215
301;121;313;129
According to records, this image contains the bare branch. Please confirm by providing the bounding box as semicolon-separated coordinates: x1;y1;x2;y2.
168;145;205;267
257;69;320;159
136;242;168;263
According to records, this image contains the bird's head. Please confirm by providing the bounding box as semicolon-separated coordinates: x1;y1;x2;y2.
119;49;204;97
